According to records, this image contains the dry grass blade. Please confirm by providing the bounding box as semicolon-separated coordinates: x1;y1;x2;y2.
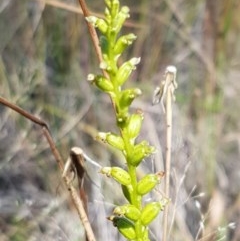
41;0;143;28
43;0;83;14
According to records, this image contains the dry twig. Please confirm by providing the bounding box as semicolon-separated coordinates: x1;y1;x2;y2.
152;66;177;241
0;96;96;241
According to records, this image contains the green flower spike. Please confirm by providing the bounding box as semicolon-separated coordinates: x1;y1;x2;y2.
87;0;167;239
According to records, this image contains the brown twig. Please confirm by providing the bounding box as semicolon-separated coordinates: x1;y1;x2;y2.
77;0;116;111
0;96;96;241
77;0;104;65
0;97;49;129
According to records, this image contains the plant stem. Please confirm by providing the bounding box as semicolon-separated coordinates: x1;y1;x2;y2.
124;132;143;239
128;165;140;206
78;0;103;64
163;86;173;241
128;164;143;239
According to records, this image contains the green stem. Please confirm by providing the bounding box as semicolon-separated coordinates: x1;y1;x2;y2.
127;165;138;205
128;164;143;239
122;130;145;240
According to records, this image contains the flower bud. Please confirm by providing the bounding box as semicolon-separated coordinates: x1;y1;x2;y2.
99;60;112;72
115;58;141;85
108;216;136;240
119;88;142;110
114;204;141;221
112;6;130;34
127;110;143;140
106;133;125;150
85;16;108;34
111;167;131;185
96;132;108;143
85;16;97;24
87;74;113;92
104;7;111;22
116;111;129;127
96;18;108;34
137;172;164;195
104;0;111;8
114;33;137;55
140;202;161;225
99;61;108;70
101;167;131;186
100;167;111;176
129;141;155;166
111;0;120;18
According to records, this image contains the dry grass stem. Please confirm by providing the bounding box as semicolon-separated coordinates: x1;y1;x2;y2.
153;66;177;241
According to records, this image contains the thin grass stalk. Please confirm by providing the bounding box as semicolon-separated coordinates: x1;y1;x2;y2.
163;86;173;241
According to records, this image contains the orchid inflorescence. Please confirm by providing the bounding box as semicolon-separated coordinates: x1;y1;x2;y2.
87;0;168;240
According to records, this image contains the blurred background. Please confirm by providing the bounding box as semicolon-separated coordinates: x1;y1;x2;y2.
0;0;240;240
